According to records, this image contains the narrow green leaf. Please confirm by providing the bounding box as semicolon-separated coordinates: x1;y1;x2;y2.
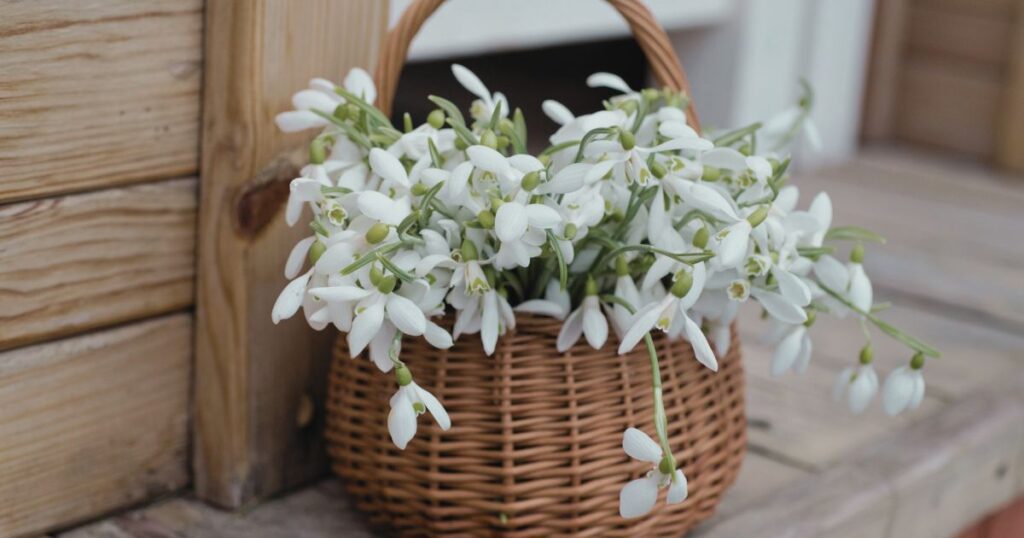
547;231;568;291
825;226;887;244
427;95;465;126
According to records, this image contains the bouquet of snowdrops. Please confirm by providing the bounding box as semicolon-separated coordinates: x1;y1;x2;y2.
272;64;938;519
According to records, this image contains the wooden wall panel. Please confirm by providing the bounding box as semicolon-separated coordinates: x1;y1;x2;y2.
907;3;1013;66
0;315;191;537
997;2;1024;172
0;178;196;350
896;57;1002;157
194;0;388;507
0;0;202;203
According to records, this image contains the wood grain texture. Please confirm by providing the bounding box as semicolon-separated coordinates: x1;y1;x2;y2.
0;0;203;203
896;55;1001;157
0;178;196;350
997;2;1024;172
862;0;909;140
194;0;388;507
907;3;1013;67
0;315;191;537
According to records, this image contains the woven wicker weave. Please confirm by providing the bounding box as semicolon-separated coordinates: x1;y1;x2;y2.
324;1;747;535
326;316;745;537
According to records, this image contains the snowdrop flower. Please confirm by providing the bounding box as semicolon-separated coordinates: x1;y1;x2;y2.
389;366;451;449
619;428;687;518
833;346;879;414
557;278;608;351
493;201;562;269
847;244;873;313
619;264;718;371
275;68;375;132
771;323;813;377
882;354;926;415
451;64;508;125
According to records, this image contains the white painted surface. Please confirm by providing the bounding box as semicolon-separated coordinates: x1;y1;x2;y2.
390;0;736;61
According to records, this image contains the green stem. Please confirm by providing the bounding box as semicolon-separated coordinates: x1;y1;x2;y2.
819;283;940;357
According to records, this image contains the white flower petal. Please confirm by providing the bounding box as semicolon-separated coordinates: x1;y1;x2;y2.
771;326;803;377
623;427;662;462
467;145;510;175
582;298;609;350
717;220;752;268
388;392;417;449
275;110;327;132
515;299;568;320
618;302;662;354
309;285;373;303
272;271;311;324
883;367;914;416
369;147;410;187
909;373;926;410
451;64;491;101
848;366;878;414
542;99;574;125
285;236;315;279
356;190;394;222
344;67;376;103
424;321;454;349
587;72;633;94
848;263;873;312
619;475;660;519
291;89;338;113
701;147;747;170
556;307;585;352
683;313;718;371
413;383;451;430
647;137;713;152
348;299;385;356
495;202;528;242
814;255;849;292
666;469;689;504
481;291;499;355
751;289;808;324
386;294;427;336
539;163;587;194
772;267;812;307
525;204;561;229
687;182;740;221
746;156;773;182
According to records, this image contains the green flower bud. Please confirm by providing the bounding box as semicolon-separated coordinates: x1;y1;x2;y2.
650;161;667;179
563;223;578;240
738;143;752;156
309;138;327;165
345;103;360;119
395;366;413;386
499;118;515;132
693;226;710;249
376;275;397;294
618;129;636;151
427;109;446;129
746;205;770;228
618;100;638;115
481;129;498;149
850;243;865;264
538;154;551;166
333;104;349;121
859;344;874;365
489;195;504;210
658;453;676;475
369;266;383;287
910;352;925;370
671;270;693;298
585;276;599;296
308;240;326;265
365;222;389;244
460;239;479;261
477;209;495;229
411;183;429;196
803;307;817;327
616;255;630;277
403;112;414;133
642;88;660;103
702;166;721;182
454;136;468;150
496;135;510;151
521;170;541;191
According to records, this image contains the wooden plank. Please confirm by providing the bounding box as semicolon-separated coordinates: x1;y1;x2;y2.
861;0;909;140
0;315;191;537
906;3;1013;67
194;0;388;507
916;0;1015;18
0;178;196;350
0;0;202;203
698;369;1024;538
59;480;375;538
695;452;807;524
996;1;1024;172
896;55;1001;157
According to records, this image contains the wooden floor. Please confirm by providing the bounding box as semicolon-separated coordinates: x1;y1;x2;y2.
62;148;1024;538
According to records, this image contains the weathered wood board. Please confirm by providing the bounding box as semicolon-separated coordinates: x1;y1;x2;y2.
0;178;196;350
0;315;192;537
0;0;203;203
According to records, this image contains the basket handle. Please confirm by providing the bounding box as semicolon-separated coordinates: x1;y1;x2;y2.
373;0;701;131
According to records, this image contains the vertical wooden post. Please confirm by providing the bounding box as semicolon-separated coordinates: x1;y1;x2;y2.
861;0;908;141
997;2;1024;172
195;0;387;507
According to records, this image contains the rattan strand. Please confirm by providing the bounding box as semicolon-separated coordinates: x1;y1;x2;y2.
326;315;746;537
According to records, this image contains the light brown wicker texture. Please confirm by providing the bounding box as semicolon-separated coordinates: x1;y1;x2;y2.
326;1;746;536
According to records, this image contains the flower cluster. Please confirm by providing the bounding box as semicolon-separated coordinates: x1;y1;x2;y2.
273;65;938;519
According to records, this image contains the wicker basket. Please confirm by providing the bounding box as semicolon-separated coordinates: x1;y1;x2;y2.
325;1;747;536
